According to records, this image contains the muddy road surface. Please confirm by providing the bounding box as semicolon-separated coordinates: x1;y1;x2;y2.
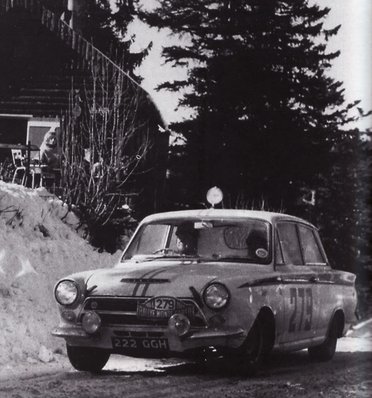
1;338;371;398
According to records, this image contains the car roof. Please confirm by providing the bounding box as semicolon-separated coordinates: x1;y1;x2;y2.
142;209;315;228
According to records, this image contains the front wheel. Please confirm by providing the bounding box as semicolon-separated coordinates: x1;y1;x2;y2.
66;344;110;372
233;318;267;376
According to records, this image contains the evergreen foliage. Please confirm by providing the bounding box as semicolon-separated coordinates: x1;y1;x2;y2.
83;0;149;75
140;0;358;205
312;131;371;277
140;0;371;276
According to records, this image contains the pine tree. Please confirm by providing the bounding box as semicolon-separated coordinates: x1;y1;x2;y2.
312;131;371;274
140;0;359;210
83;0;149;76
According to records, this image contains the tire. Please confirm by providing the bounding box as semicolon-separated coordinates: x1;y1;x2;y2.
66;344;110;372
308;318;338;361
235;318;267;376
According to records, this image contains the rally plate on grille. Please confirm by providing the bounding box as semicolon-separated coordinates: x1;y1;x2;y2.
137;296;194;319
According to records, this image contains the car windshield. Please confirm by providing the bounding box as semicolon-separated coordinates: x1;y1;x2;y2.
121;218;271;264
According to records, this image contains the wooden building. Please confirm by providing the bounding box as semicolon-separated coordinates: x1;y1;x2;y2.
0;0;169;215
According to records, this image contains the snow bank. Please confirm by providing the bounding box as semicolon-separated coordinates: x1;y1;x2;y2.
0;182;121;366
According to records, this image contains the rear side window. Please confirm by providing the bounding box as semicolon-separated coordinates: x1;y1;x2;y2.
277;223;303;265
298;225;325;265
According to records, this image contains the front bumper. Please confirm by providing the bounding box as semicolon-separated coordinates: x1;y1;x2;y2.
52;324;246;353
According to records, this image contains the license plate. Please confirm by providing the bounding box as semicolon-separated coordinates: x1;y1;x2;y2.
137;297;194;319
112;337;168;350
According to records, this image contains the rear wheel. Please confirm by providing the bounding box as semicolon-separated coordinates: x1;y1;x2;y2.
308;318;338;361
66;344;110;372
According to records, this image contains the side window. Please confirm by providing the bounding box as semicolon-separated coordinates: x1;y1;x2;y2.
298;225;325;265
277;223;303;265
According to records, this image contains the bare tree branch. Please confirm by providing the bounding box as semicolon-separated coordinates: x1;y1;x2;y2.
60;60;153;235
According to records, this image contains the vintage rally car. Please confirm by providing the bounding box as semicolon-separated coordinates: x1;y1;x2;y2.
52;205;357;373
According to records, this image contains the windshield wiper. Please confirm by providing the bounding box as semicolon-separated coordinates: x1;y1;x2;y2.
145;252;202;262
130;251;186;262
152;248;178;255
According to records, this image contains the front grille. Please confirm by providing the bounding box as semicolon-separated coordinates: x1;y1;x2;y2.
100;314;170;326
84;297;147;312
81;296;206;327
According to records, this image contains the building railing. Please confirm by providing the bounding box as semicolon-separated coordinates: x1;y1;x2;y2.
0;0;142;90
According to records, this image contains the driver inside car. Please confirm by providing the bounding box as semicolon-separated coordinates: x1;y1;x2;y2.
175;223;198;255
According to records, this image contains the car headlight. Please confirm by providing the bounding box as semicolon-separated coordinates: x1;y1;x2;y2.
55;280;79;306
203;283;230;310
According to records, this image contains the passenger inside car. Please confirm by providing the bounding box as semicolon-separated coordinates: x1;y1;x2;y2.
246;229;268;260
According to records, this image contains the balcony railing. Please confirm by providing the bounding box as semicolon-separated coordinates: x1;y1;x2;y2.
0;0;141;90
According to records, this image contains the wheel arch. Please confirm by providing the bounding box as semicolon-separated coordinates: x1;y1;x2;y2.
329;309;345;338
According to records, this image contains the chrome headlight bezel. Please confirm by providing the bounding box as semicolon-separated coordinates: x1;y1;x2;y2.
203;282;230;310
54;279;79;306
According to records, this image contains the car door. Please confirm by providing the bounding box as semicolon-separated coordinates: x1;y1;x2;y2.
297;225;335;338
275;222;320;344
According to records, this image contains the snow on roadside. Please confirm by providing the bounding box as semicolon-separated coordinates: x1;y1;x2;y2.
0;182;121;367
